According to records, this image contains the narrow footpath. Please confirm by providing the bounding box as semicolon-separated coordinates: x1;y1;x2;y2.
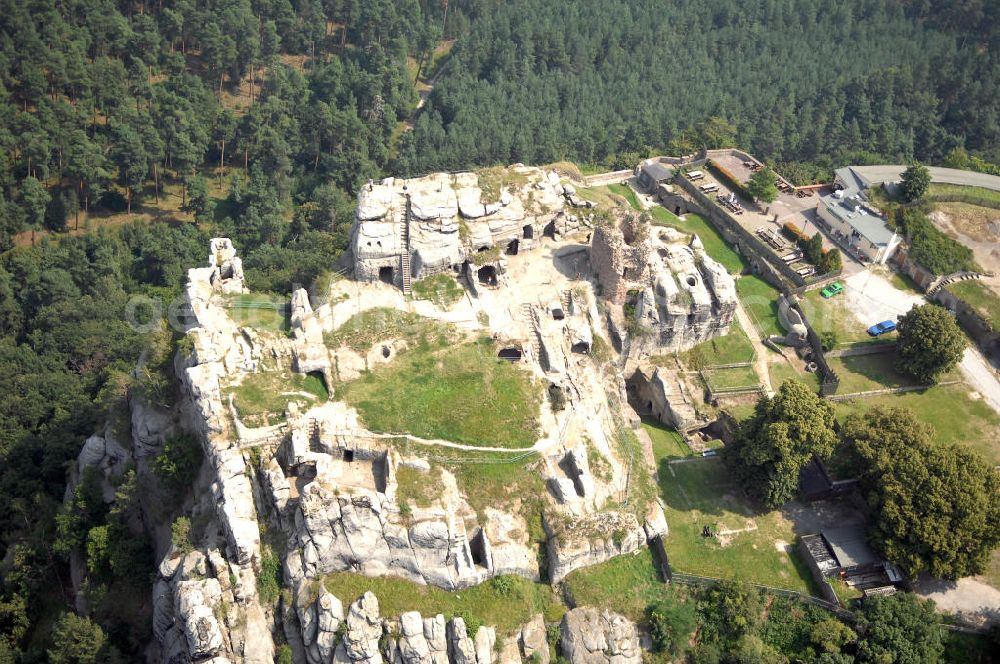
734;297;775;397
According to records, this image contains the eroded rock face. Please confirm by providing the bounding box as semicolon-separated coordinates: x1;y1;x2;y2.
283;455;537;592
559;608;641;664
155;547;274;664
636;238;737;353
591;217;737;353
335;592;384;664
520;614;550;664
546;511;647;583
349;168;576;286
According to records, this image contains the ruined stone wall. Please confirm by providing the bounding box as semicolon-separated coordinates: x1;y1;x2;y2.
589;218;650;305
673;175;802;291
350;168;578;287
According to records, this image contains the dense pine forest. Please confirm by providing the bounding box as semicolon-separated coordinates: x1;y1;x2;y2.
397;0;1000;182
0;0;997;660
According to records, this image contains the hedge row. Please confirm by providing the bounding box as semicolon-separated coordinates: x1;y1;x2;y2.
926;192;1000;211
780;222;842;273
705;159;753;200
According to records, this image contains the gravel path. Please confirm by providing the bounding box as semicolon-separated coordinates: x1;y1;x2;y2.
734;299;775;397
840;271;1000;416
914;576;1000;627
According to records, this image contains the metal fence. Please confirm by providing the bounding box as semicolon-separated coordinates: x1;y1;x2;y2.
668;571;853;619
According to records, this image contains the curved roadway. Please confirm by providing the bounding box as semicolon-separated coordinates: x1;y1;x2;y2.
846;165;1000;192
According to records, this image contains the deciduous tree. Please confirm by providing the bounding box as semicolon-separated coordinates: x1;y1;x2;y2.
842;406;1000;579
899;162;931;201
894;303;965;384
723;380;837;508
856;593;943;664
747;167;779;203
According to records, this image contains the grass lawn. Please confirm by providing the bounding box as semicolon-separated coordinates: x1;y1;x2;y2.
226;370;328;426
927;183;1000;208
735;275;783;337
577;185;627;209
445;453;549;526
702;365;760;391
642;418;692;459
724;402;758;422
768;359;822;393
313;572;564;637
800;290;883;345
387;437;548;526
887;270;923;295
395;465;444;509
946;280;1000;332
325;308;449;353
563;549;672;621
607;183;643;211
826;352;927;394
411;273;466;308
655;458;816;594
335;336;542;448
222;292;290;333
679;320;755;369
650;207;747;275
833;382;1000;464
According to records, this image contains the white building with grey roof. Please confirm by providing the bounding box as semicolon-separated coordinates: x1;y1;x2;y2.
816;167;901;264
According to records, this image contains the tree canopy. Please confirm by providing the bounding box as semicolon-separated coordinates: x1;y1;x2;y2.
398;0;1000;176
723;380;837;509
900;163;931;202
747;168;779;204
842;406;1000;579
894;304;966;384
856;593;944;664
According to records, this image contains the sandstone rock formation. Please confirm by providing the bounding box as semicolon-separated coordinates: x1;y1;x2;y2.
626;363;698;431
95;208;667;663
559;608;641;664
349;168;584;289
591;215;737;353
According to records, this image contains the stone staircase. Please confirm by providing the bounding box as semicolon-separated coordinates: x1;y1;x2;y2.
520;303;543;361
560;289;573;315
400;199;412;295
307;418;323;453
926;270;985;297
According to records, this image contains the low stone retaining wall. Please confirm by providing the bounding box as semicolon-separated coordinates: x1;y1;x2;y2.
825;342;896;358
827;380;961;401
583;169;633;187
933;288;1000;365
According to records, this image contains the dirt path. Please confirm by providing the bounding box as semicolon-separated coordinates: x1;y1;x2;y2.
734;297;775;397
914;576;1000;627
958;347;1000;415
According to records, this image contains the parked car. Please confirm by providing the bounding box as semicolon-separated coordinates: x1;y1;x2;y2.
867;320;897;336
820;282;844;298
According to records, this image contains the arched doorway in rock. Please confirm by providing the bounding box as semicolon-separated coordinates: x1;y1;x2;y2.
497;347;522;362
378;266;394;284
477;265;498;286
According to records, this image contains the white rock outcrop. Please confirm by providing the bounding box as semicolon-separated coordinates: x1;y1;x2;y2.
350;168;578;287
546;511;647;584
559;608;641;664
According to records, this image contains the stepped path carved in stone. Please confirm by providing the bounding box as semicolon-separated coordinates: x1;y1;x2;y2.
401;198;413;294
